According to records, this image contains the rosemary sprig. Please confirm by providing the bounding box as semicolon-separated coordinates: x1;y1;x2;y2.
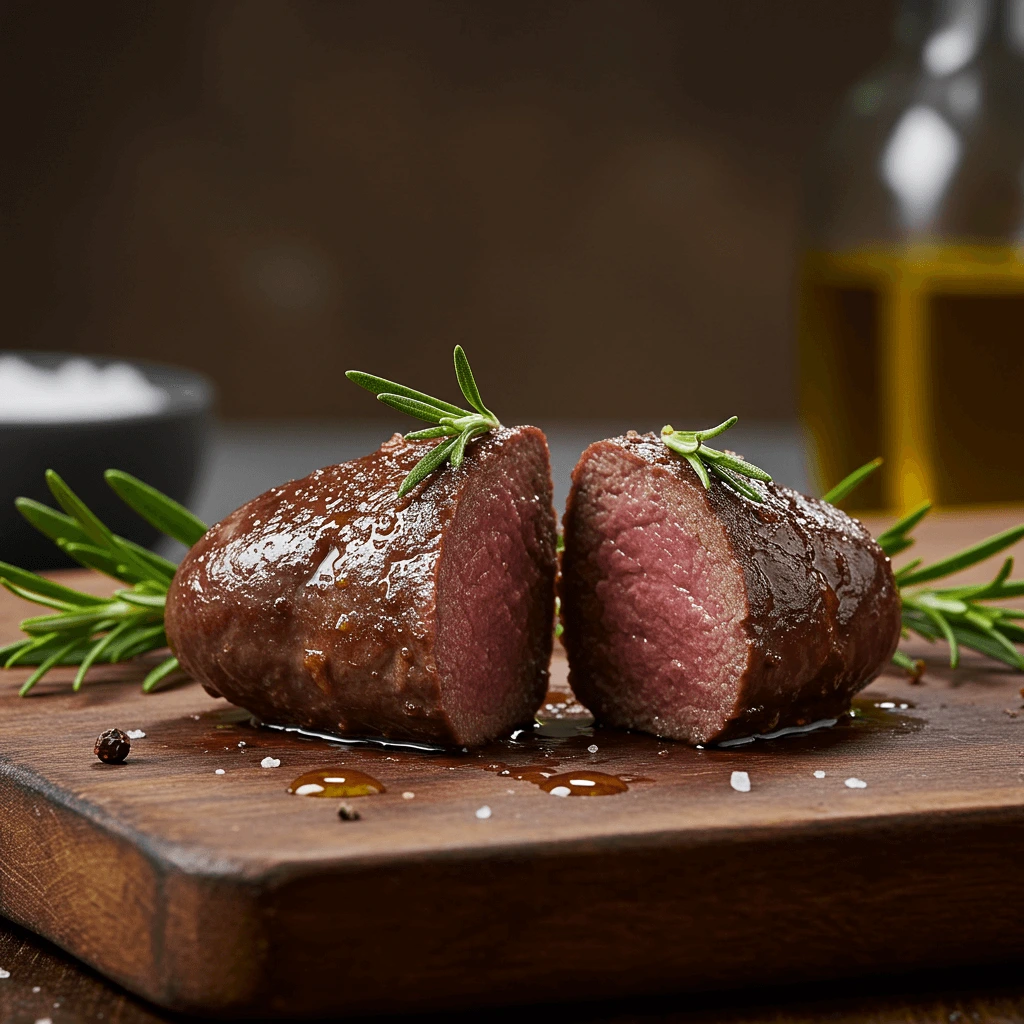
825;459;1024;672
346;346;501;497
661;417;772;503
0;470;208;694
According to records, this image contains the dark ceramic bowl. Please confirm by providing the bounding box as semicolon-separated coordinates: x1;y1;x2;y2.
0;352;213;570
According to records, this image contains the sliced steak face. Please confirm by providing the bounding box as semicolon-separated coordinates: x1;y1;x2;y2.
166;426;557;748
559;433;902;745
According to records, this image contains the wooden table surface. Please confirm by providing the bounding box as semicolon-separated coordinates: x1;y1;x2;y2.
2;911;1024;1024
2;507;1024;1022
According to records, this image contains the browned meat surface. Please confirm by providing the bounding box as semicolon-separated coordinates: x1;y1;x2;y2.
166;426;557;748
559;432;902;745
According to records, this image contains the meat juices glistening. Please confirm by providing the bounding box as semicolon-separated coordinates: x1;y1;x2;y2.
559;432;902;746
166;426;558;748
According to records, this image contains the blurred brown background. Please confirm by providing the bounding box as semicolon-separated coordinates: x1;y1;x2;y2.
4;0;893;425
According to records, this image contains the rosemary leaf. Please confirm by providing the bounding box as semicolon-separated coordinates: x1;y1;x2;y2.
349;347;500;496
695;417;738;441
143;655;181;693
700;446;773;482
20;638;85;695
921;606;959;668
105;470;208;548
108;625;166;663
115;589;167;610
660;418;770;503
14;497;90;547
345;371;466;418
5;634;60;668
898;524;1024;587
377;393;448;424
73;620;135;690
0;578;83;614
398;436;460;498
58;541;143;585
450;425;487;469
19;604;132;635
822;457;883;506
0;562;107;607
709;462;763;503
404;425;452;440
875;502;932;558
683;452;710;489
891;648;921;671
45;471;157;585
453;345;495;419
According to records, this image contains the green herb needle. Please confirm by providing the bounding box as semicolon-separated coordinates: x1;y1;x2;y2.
660;417;772;503
824;458;1024;673
347;346;501;497
0;469;208;694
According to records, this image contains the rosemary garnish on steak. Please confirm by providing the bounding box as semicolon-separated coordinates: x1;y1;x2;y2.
347;346;501;498
0;470;207;694
827;459;1024;673
660;417;772;503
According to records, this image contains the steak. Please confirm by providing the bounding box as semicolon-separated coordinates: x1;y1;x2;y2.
559;432;902;745
166;426;557;748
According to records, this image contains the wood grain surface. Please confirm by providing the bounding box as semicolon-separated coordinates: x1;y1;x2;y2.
1;508;1023;1018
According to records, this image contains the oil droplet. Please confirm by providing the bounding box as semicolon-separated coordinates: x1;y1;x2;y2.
486;763;629;796
287;768;386;798
540;771;628;796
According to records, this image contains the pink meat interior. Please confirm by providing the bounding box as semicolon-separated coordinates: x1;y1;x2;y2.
578;449;749;741
435;433;553;746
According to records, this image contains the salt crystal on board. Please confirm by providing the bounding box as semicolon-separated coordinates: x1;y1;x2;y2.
215;769;225;775
475;805;492;819
813;770;826;779
126;729;146;739
260;757;281;768
402;792;415;800
0;968;9;979
587;744;599;753
730;771;751;793
845;777;868;789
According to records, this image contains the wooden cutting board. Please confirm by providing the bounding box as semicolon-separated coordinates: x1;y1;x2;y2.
2;509;1024;1017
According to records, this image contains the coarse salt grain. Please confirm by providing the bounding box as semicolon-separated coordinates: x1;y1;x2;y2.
587;744;599;753
0;355;168;423
36;1018;53;1024
126;729;146;739
402;792;415;800
260;757;281;769
730;771;751;793
215;769;225;775
475;805;492;819
0;968;9;979
878;701;896;709
845;777;868;789
32;986;41;993
238;741;246;747
813;770;826;779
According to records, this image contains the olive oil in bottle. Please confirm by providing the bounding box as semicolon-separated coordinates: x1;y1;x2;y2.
799;0;1024;510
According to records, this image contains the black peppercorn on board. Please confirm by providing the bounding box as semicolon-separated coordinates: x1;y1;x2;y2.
1;509;1024;1018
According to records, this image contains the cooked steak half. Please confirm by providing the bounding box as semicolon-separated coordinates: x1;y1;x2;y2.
559;432;901;745
166;426;557;748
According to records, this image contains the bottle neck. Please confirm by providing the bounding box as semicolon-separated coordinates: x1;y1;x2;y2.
896;0;1024;69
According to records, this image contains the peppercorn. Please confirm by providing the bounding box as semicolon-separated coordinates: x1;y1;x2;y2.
94;728;131;764
338;803;361;821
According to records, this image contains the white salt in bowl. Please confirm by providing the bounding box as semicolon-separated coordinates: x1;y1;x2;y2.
0;352;214;569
